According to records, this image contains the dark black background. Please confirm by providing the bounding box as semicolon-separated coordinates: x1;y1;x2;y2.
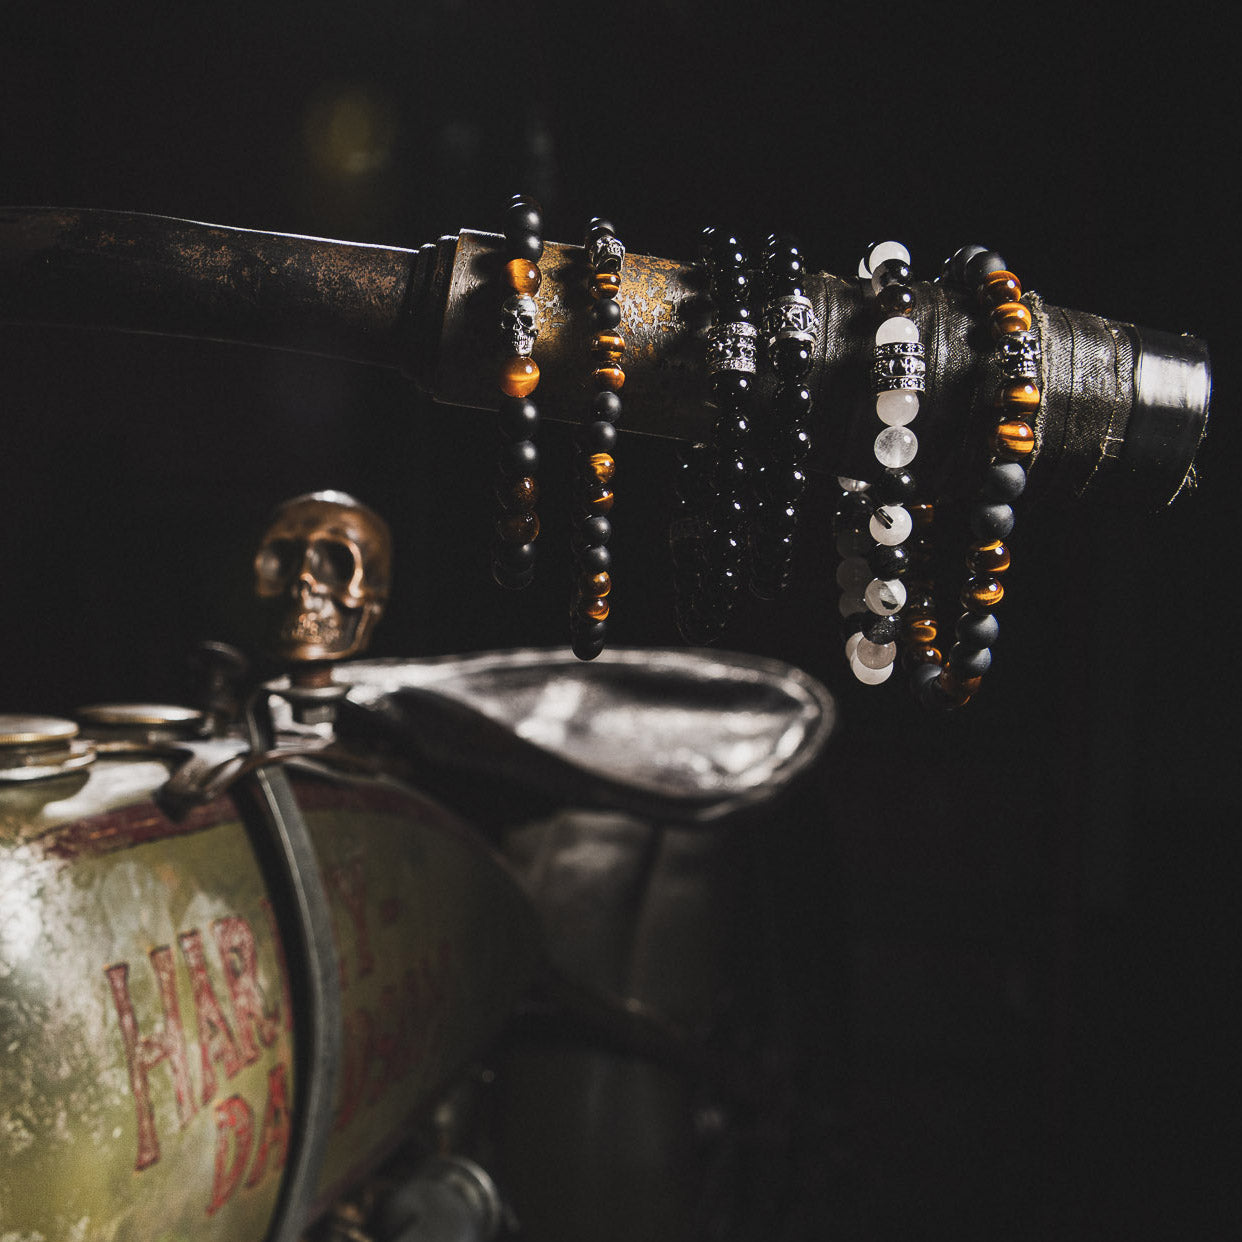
3;5;1236;1239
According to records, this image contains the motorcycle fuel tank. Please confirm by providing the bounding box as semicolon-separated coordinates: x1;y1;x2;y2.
0;715;538;1242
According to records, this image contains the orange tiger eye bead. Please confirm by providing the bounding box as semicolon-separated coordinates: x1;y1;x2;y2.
588;571;612;596
980;269;1022;307
991;301;1032;336
496;510;540;543
588;452;615;484
505;258;541;294
999;382;1041;412
961;575;1004;612
905;615;938;644
498;475;540;512
992;419;1036;459
906;644;942;665
580;595;611;622
909;502;935;528
586;487;615;514
591;331;626;360
499;356;540;397
967;540;1011;575
593;364;625;391
593;272;621;298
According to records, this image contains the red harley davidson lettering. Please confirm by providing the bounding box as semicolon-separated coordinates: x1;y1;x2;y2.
104;883;458;1218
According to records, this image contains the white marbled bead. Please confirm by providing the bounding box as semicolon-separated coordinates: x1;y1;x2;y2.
865;240;911;275
875;316;919;347
876;389;920;427
844;631;863;663
864;576;907;616
850;652;894;685
874;425;918;468
856;638;897;669
869;504;913;546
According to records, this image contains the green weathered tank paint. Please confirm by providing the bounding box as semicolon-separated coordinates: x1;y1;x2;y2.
0;755;538;1241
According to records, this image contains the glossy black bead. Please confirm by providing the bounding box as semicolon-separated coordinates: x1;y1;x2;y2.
876;467;917;503
773;336;812;378
947;244;991;285
506;231;543;264
571;627;607;661
876;284;916;318
963;248;1007;288
981;461;1028;502
498;395;540;441
863;614;900;644
710;371;753;409
500;438;540;476
717;413;752;448
970;502;1015;540
871;257;911;289
779;384;813;419
591;296;622;330
577;419;618;454
506;199;543;239
586;216;616;239
494;538;536;571
867;541;910;578
574;514;612;548
593;390;623;423
948;642;992;678
710;233;747;267
768;464;807;502
577;543;612;575
764;502;799;536
955;611;999;648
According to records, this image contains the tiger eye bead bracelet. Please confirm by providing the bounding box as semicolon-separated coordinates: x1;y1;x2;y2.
570;217;626;660
491;193;544;591
905;245;1041;709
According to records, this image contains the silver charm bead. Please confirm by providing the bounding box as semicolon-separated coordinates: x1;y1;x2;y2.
873;340;926;392
587;232;626;274
997;329;1042;382
764;293;820;346
706;321;759;374
500;294;540;356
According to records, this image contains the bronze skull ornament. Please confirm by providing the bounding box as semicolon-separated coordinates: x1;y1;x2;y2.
254;490;392;662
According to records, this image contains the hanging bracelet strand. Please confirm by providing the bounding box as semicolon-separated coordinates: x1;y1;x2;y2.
904;245;1041;709
491;193;544;590
570;217;625;660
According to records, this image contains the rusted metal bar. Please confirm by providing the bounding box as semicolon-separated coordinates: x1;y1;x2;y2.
0;206;1210;506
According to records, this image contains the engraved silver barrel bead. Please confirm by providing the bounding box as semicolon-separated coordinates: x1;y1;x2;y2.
873;340;926;392
706;321;759;374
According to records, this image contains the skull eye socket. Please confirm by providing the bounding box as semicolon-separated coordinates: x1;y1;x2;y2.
256;538;302;586
307;538;358;590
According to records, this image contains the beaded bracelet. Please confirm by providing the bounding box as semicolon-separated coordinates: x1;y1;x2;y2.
835;240;925;685
570;217;626;660
491;193;544;591
673;227;757;644
749;235;818;600
903;245;1041;708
